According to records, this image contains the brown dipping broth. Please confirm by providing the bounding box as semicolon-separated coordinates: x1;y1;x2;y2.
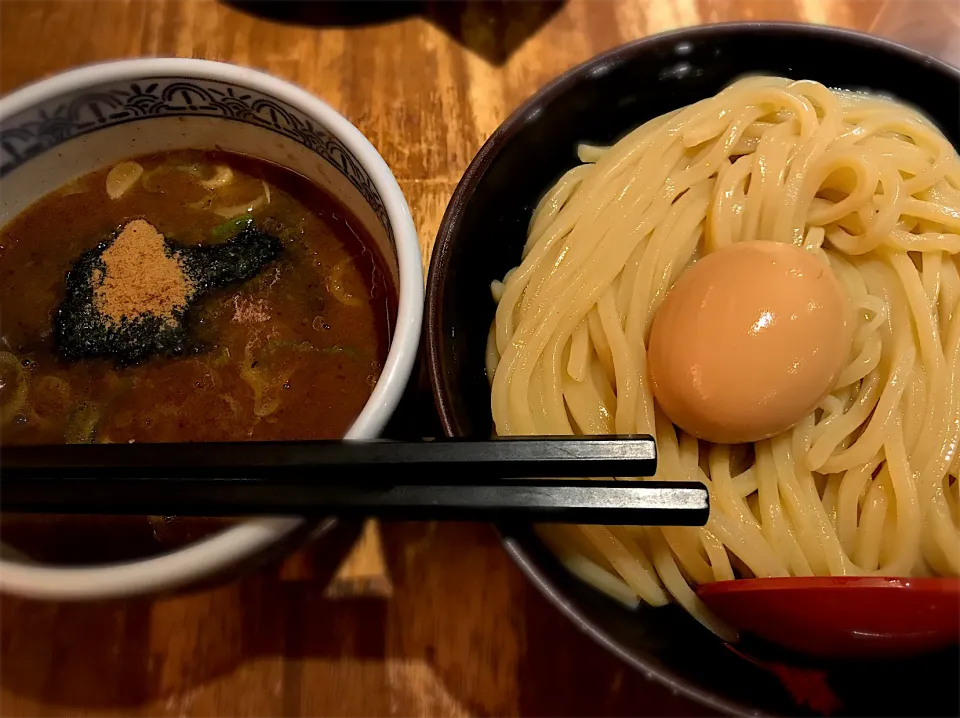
0;150;395;445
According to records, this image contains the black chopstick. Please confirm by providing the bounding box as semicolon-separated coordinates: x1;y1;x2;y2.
0;478;708;525
0;436;709;526
2;435;657;480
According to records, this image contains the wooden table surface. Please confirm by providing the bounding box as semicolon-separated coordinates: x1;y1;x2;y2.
0;0;950;715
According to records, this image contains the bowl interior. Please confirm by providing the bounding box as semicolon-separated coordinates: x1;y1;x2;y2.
428;24;960;716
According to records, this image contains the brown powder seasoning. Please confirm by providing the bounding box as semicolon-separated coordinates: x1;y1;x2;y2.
93;219;195;325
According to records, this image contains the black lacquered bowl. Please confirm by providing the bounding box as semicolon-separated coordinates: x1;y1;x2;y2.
425;23;960;716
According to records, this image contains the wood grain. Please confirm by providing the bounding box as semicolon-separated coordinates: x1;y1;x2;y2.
0;0;940;715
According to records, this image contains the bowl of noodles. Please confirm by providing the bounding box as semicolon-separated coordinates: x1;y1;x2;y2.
426;23;960;716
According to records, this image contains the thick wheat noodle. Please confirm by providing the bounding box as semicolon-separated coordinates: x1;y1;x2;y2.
486;77;960;637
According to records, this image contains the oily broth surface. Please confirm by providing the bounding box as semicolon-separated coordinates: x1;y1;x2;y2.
0;150;394;445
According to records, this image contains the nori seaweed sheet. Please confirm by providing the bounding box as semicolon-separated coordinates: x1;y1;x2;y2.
54;220;282;366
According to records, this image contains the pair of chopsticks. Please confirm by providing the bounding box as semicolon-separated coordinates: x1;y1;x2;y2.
0;436;708;526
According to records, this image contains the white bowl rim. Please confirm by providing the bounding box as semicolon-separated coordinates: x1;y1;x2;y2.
0;57;424;600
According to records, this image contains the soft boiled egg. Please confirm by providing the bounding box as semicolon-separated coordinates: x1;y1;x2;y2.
647;241;854;445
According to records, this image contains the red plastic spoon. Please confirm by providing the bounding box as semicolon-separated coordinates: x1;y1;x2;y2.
697;576;960;659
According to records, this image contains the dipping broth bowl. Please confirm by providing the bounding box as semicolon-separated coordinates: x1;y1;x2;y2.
0;58;423;600
426;23;960;716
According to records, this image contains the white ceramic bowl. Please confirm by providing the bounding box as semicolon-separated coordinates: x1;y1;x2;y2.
0;58;423;600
